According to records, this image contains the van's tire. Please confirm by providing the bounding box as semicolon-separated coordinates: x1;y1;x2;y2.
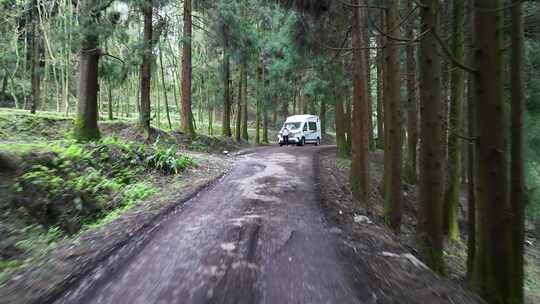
297;137;305;146
315;138;320;146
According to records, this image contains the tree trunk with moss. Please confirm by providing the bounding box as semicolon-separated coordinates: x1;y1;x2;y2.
181;0;195;137
443;0;465;241
383;0;402;231
470;1;513;302
416;0;444;274
349;0;370;206
138;1;153;137
73;1;102;141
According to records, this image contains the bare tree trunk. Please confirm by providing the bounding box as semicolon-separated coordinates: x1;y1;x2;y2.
376;31;384;149
262;59;268;143
241;59;249;141
444;0;465;241
362;10;374;151
181;0;195;136
208;104;214;135
256;61;262;144
139;1;153;137
510;1;525;302
1;72;7;98
235;64;243;142
470;1;512;302
30;0;41;114
349;0;370;206
320;99;326;135
335;90;348;157
383;0;402;231
416;0;444;274
345;96;352;152
465;0;476;281
107;80;113;120
222;30;232;137
159;44;172;129
405;0;418;184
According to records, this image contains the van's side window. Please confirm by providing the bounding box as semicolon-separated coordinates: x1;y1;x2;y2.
309;122;317;131
303;123;308;131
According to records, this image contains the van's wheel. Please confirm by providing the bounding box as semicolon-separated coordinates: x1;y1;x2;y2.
315;138;320;146
301;137;305;146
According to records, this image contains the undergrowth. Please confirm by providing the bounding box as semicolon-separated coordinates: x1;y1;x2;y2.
1;136;195;273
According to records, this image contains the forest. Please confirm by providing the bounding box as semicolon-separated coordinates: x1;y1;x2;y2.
0;0;539;304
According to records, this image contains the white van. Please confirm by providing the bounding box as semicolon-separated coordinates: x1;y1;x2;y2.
278;115;321;146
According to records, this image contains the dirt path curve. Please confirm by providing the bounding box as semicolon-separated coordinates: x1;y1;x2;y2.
56;146;373;304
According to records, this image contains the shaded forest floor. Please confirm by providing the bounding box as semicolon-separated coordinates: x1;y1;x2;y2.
318;148;540;304
0;108;254;293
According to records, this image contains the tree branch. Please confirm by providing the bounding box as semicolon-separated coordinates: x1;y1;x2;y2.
432;29;478;74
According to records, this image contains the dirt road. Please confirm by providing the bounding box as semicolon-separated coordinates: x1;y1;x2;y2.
55;146;373;304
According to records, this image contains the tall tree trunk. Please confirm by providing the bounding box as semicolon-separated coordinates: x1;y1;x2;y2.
444;0;465;241
262;60;268;143
30;0;41;114
349;1;370;206
345;96;352;152
159;44;172;129
272;96;277;127
510;1;525;302
241;59;249;141
256;61;262;144
470;1;512;302
107;81;113;120
405;0;418;184
235;64;243;142
222;33;232;137
383;0;402;231
292;87;297;115
320;99;326;135
139;1;153;137
1;72;7;98
282;101;289;121
181;0;195;136
465;0;476;282
208;104;214;135
74;1;101;141
335;91;348;157
362;10;374;151
416;0;444;273
376;30;384;149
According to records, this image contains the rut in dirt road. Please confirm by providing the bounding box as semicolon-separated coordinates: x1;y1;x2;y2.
55;146;373;304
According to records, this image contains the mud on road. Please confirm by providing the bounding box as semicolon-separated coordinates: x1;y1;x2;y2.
55;146;372;304
51;146;483;304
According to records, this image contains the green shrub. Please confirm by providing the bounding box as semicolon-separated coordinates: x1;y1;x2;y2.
144;140;196;174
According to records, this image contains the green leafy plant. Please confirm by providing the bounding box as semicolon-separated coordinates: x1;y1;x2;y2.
144;140;196;174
